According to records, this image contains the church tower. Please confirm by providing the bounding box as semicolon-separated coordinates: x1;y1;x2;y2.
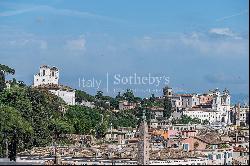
137;110;150;165
163;86;173;98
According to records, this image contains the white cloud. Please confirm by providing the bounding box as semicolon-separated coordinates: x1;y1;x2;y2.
180;31;247;56
0;35;48;50
0;25;48;50
133;30;248;57
0;8;37;17
0;4;126;24
209;28;241;39
65;37;86;51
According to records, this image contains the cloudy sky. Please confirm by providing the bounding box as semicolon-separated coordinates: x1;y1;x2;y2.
0;0;249;97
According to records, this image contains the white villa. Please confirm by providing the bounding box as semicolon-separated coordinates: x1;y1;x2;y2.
33;65;75;105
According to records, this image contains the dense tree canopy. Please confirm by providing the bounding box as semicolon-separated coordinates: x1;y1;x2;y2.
0;74;139;157
75;90;95;103
0;79;67;156
0;104;33;156
108;110;138;129
0;65;144;157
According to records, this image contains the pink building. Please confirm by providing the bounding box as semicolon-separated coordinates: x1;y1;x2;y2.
181;137;207;151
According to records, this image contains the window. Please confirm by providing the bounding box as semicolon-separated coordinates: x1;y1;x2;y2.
43;70;45;76
183;144;189;151
208;154;213;160
216;154;221;159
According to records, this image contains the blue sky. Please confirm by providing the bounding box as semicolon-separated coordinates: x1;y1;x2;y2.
0;0;249;97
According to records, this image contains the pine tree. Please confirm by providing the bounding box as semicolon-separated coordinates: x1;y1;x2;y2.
0;64;15;92
163;97;172;119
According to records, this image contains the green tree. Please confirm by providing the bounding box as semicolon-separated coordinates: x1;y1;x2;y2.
95;91;103;99
65;105;103;134
0;84;66;147
0;105;33;157
163;97;172;119
75;90;95;103
178;115;192;124
192;118;201;124
115;92;122;100
122;89;135;103
49;118;75;139
149;94;155;102
173;115;202;125
0;64;15;92
202;119;210;125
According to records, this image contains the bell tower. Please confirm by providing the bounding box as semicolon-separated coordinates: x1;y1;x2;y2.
137;110;150;165
163;86;173;98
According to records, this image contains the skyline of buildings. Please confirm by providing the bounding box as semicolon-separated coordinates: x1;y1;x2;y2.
0;0;249;165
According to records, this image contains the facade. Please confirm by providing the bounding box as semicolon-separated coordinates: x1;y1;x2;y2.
33;65;75;105
178;94;200;108
183;108;227;124
152;129;178;140
164;86;231;124
149;106;164;119
231;104;249;127
79;100;95;108
119;100;137;110
199;94;213;105
50;89;75;105
239;106;249;125
181;136;233;165
34;65;59;87
232;146;249;165
210;89;231;123
201;149;233;165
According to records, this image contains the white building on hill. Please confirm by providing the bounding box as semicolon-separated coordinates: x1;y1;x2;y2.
33;65;75;105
